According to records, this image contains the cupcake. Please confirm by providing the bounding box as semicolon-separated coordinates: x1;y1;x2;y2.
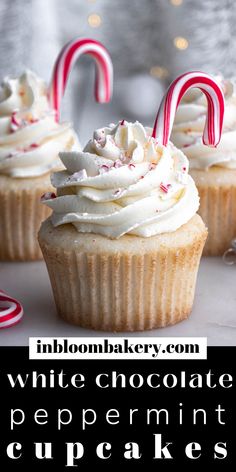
39;120;207;331
171;76;236;255
0;70;78;260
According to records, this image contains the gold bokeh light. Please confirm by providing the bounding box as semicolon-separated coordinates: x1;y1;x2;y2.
174;36;189;50
170;0;183;5
150;66;169;79
88;13;102;28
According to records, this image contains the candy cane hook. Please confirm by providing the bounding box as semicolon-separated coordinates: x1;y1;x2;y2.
0;290;24;329
152;71;225;147
49;37;113;120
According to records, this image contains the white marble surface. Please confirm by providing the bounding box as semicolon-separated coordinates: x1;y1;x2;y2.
0;257;235;346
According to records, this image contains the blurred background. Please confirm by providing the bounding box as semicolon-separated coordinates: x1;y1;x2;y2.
0;0;234;145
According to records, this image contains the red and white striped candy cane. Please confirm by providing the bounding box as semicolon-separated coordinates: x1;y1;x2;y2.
152;71;225;147
0;290;23;329
49;37;113;120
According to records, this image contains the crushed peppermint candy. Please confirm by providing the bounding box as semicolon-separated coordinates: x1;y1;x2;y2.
149;162;157;170
10;112;39;133
113;188;123;197
6;151;18;159
22;143;39;152
10;112;21;132
10;124;19;133
182;166;187;171
29;117;39;124
41;192;56;201
120;119;125;125
11;112;20;126
68;169;88;182
160;182;170;193
113;159;123;168
128;163;136;170
99;164;111;174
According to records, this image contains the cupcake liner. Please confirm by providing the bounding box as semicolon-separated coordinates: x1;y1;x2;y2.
191;168;236;256
0;175;52;261
39;215;207;331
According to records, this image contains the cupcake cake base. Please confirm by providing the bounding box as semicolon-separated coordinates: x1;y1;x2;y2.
190;167;236;256
0;173;53;261
39;215;207;331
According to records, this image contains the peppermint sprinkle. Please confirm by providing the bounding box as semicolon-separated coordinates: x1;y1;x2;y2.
41;192;56;201
113;188;122;197
23;143;39;152
128;163;136;170
11;112;20;126
149;162;157;170
10;124;19;132
182;166;187;171
29;117;39;124
120;119;125;125
69;169;87;182
10;111;39;132
113;159;122;168
6;151;18;159
99;164;110;174
160;182;169;193
10;112;21;132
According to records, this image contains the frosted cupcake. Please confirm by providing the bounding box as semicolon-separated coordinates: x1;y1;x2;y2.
171;76;235;255
0;70;78;260
39;119;207;331
0;37;113;261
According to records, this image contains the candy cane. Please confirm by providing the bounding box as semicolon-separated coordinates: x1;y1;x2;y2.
0;290;23;329
152;71;225;147
49;38;113;120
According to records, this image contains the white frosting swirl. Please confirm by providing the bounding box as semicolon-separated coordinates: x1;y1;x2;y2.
0;70;78;177
171;76;236;169
42;121;199;239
